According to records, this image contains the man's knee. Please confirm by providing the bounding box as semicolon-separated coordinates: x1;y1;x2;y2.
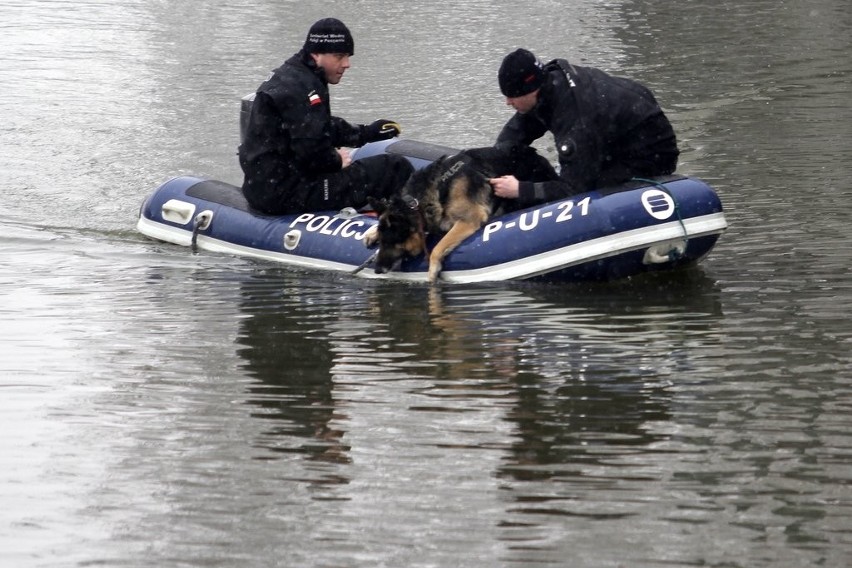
357;154;412;193
387;155;414;187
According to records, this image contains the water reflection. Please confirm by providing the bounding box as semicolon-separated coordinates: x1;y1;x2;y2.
235;266;725;500
236;274;351;472
426;272;724;483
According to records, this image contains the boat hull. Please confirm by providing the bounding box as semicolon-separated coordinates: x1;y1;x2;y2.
137;140;727;283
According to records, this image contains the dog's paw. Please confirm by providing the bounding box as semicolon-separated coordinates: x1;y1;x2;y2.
362;225;379;248
427;262;443;284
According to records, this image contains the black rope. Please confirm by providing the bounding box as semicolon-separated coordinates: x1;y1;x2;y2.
191;217;202;253
352;250;378;275
190;211;211;254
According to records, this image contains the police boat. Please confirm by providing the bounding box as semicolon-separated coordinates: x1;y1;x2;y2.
136;134;726;283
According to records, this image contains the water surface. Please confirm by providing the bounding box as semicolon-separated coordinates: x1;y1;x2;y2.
1;1;851;567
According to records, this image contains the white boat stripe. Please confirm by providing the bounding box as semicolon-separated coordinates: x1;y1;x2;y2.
137;212;727;283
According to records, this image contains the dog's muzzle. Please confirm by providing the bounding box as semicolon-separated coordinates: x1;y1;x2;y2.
374;257;403;274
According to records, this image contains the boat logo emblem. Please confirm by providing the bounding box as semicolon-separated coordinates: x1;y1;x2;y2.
641;189;675;220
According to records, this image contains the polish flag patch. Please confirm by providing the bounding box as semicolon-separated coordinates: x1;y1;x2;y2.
308;91;322;106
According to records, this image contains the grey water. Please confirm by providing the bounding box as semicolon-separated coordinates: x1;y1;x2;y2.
2;1;851;566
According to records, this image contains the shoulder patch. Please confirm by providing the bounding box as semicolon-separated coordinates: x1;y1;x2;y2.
308;90;323;106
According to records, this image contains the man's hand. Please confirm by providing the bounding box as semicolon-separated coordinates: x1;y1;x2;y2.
338;148;352;168
364;119;402;143
489;175;520;199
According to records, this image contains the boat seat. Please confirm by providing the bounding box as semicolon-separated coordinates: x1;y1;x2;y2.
186;179;252;212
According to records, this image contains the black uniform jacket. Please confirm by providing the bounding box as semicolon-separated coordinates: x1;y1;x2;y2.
238;52;368;203
496;59;679;206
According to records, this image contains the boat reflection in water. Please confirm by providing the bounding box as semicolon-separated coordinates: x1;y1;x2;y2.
234;267;723;495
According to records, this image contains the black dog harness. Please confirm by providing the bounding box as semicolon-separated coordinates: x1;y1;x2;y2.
435;153;477;202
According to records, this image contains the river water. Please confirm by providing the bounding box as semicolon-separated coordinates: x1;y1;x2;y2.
2;1;851;567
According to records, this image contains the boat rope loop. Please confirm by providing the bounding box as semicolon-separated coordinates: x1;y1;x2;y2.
632;177;689;262
191;210;213;253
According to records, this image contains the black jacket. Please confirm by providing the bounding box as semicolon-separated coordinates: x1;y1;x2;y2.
238;52;371;206
497;59;679;206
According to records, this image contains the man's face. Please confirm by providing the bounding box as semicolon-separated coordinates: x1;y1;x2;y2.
505;90;539;114
312;53;351;84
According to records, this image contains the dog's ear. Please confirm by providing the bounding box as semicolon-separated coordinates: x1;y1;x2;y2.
367;196;388;214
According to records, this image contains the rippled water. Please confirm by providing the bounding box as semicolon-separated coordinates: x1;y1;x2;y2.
2;1;851;567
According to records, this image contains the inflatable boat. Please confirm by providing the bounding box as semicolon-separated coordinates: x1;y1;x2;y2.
136;138;727;283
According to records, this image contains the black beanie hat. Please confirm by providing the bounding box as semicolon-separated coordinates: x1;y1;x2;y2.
498;48;544;97
303;18;354;55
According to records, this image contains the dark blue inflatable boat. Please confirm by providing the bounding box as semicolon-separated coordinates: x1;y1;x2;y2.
136;138;727;283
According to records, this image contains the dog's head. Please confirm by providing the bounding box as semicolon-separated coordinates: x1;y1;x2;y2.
367;194;426;274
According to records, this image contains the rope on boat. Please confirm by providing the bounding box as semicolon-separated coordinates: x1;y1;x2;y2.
191;210;213;253
352;250;378;275
632;177;689;262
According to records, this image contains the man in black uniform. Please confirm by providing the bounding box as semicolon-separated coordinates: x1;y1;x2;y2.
489;48;679;207
239;18;413;215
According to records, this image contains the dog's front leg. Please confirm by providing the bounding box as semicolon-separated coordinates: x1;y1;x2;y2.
362;224;379;247
428;221;480;283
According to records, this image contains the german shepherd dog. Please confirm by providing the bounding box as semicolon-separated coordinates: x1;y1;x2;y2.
364;145;556;282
